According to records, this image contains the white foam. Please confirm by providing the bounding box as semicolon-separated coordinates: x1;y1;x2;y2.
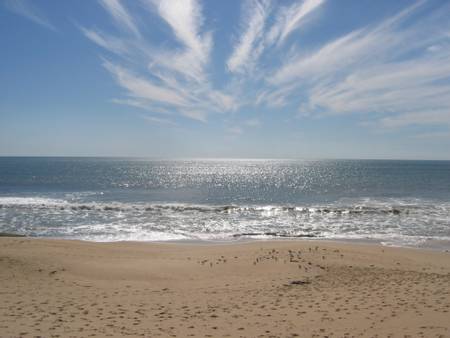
77;230;188;242
0;196;68;206
1;195;449;249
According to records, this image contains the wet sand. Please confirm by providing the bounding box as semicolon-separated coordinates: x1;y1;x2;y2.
1;238;449;337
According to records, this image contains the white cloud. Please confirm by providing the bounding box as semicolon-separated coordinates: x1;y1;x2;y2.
146;0;212;82
227;0;270;74
256;82;298;108
80;28;130;56
180;110;208;123
208;91;237;112
3;0;56;31
103;61;188;107
265;1;450;130
81;0;241;123
111;98;173;115
99;0;140;36
270;1;426;85
227;0;325;74
81;0;450;135
154;0;209;57
81;0;327;126
267;0;324;46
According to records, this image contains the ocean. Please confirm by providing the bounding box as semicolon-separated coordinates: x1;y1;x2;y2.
0;157;449;248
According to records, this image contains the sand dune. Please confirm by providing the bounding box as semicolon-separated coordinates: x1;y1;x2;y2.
1;238;449;337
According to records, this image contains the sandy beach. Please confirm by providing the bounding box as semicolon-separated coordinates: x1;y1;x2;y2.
1;238;449;338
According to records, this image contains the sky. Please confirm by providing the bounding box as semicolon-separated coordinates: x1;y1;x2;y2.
1;0;450;159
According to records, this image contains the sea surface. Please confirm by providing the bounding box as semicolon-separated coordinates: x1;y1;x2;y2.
0;157;449;248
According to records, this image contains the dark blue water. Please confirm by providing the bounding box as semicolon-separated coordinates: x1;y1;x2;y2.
0;157;449;247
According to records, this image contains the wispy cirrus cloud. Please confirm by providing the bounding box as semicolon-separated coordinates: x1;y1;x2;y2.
99;0;140;36
81;0;235;125
265;1;450;130
79;0;450;136
270;2;425;85
227;0;271;74
80;28;130;56
267;0;324;46
103;61;189;107
227;0;324;74
146;0;213;82
3;0;56;31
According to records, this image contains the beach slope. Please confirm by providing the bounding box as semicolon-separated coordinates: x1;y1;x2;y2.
1;238;449;337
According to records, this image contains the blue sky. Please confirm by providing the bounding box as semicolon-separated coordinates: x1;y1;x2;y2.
1;0;450;159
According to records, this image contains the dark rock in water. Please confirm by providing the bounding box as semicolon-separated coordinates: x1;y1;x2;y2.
392;208;401;215
290;280;311;285
0;232;26;237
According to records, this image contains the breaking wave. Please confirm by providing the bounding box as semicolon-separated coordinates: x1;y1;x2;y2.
0;197;418;215
1;196;450;248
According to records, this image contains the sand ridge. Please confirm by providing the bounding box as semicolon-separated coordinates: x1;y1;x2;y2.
0;238;450;337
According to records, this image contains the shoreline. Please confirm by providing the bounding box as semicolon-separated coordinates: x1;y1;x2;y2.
1;237;449;337
2;231;449;252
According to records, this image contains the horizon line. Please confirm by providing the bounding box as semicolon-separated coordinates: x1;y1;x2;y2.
0;155;449;162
